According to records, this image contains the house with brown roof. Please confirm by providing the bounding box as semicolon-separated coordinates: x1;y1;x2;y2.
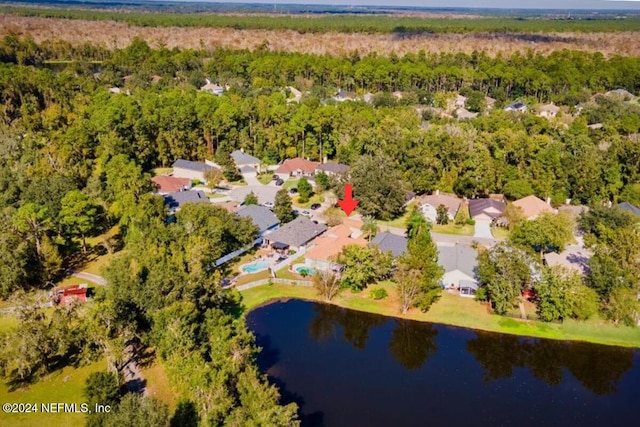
151;176;192;194
275;158;320;180
539;103;560;118
469;198;506;221
512;195;556;220
304;224;367;271
263;217;327;253
418;191;462;223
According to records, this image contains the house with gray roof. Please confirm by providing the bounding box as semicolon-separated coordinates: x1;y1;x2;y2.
263;217;328;253
438;244;479;297
231;150;261;173
163;190;209;213
235;205;279;236
315;162;349;176
172;159;215;183
370;232;408;258
618;201;640;217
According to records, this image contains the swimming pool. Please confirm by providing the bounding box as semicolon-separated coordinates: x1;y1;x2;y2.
294;265;317;276
241;260;270;274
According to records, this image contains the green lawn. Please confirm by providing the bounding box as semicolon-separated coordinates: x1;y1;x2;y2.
0;313;18;333
206;192;227;199
432;223;474;236
375;202;415;229
0;360;106;427
141;361;178;412
240;283;640;348
491;227;510;240
257;174;272;185
151;167;173;176
282;179;299;190
293;194;324;209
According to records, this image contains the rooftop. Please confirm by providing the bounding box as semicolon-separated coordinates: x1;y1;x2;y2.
172;159;214;173
419;193;462;214
305;225;367;262
512;195;555;219
163;190;209;210
151;175;191;193
469;198;506;219
370;232;408;258
276;158;320;174
618;202;640;216
438;244;478;278
316;162;350;175
231;150;261;166
235;205;279;234
265;217;328;248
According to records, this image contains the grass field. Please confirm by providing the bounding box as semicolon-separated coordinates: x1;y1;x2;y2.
141;361;178;412
0;360;106;427
240;282;640;348
432;223;475;236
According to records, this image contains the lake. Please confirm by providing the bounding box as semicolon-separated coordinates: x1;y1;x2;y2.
246;300;640;427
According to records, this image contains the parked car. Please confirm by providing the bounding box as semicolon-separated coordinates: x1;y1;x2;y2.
263;201;274;208
289;187;298;194
301;210;311;217
272;174;279;181
275;179;284;186
310;203;321;210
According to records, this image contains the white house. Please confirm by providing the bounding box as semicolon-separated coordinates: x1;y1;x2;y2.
539;103;560;118
419;191;462;223
438;244;479;297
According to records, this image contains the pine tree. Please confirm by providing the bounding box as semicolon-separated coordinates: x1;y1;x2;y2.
274;189;295;223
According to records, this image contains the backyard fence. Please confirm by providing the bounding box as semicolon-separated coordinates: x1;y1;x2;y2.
235;278;313;291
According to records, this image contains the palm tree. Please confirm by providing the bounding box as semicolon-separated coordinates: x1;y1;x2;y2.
406;205;431;239
361;216;378;242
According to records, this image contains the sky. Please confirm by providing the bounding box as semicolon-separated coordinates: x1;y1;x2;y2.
162;0;640;10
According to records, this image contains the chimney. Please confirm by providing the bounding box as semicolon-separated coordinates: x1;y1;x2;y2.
323;156;328;164
546;197;551;205
435;189;440;196
240;148;244;153
565;198;571;205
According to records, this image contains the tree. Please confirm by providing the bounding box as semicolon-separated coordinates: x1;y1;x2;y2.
105;394;170;427
243;191;258;206
12;202;52;256
360;216;378;241
216;150;240;182
579;206;638;244
509;212;574;261
314;170;330;191
273;189;295;223
203;168;223;189
338;245;393;291
619;183;640;207
477;243;533;316
403;226;443;311
502;203;525;231
502;179;534;200
405;205;430;239
394;261;422;314
435;204;449;225
606;288;640;327
297;176;313;204
313;270;341;301
84;371;122;427
535;266;597;322
349;154;406;220
59;190;102;255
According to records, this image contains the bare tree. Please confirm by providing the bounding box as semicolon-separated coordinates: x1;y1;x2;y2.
395;262;422;314
313;269;341;301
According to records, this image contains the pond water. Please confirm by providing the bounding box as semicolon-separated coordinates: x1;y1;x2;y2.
246;300;640;427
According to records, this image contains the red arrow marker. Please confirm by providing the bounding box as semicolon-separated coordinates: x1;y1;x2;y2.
337;184;359;216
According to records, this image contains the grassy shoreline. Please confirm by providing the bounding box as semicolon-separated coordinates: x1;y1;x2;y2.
240;282;640;348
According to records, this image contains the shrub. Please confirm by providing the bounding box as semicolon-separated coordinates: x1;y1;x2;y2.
474;286;488;302
466;218;476;226
370;288;388;300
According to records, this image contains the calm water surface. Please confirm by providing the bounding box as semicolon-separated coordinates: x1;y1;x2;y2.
246;300;640;427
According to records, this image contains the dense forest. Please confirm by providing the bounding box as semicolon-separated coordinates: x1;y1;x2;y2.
4;5;640;33
1;34;640;424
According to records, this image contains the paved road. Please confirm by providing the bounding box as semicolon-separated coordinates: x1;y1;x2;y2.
376;224;498;247
71;271;106;286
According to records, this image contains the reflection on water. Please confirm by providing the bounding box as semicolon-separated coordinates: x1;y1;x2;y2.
467;332;634;395
247;300;639;427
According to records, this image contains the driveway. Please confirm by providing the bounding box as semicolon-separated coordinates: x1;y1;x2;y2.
242;172;262;187
229;185;279;205
473;219;494;239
